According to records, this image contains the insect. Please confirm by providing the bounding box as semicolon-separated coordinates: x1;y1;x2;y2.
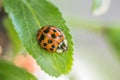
37;25;68;53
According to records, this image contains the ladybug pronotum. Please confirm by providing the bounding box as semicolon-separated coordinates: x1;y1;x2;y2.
37;25;68;53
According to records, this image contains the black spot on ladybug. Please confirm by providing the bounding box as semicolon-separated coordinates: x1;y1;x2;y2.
51;45;55;48
48;39;52;44
51;34;56;38
44;29;49;33
40;34;45;40
53;29;57;32
50;48;53;51
43;43;47;47
39;34;45;42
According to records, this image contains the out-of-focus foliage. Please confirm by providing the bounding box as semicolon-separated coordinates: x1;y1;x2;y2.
92;0;111;16
105;24;120;59
3;17;21;54
0;59;37;80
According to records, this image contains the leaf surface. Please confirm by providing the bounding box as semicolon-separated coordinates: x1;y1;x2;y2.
3;0;73;77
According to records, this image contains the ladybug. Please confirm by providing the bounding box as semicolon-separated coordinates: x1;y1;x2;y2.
37;25;68;53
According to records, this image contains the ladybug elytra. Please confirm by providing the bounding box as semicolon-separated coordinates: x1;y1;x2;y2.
37;25;68;53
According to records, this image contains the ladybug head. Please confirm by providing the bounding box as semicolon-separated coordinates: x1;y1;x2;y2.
56;39;68;53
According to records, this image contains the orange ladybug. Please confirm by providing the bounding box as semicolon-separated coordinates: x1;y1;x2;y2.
37;25;68;53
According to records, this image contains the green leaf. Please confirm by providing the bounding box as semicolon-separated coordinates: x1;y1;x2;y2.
3;0;73;77
105;24;120;59
92;0;110;16
0;59;37;80
3;17;22;54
